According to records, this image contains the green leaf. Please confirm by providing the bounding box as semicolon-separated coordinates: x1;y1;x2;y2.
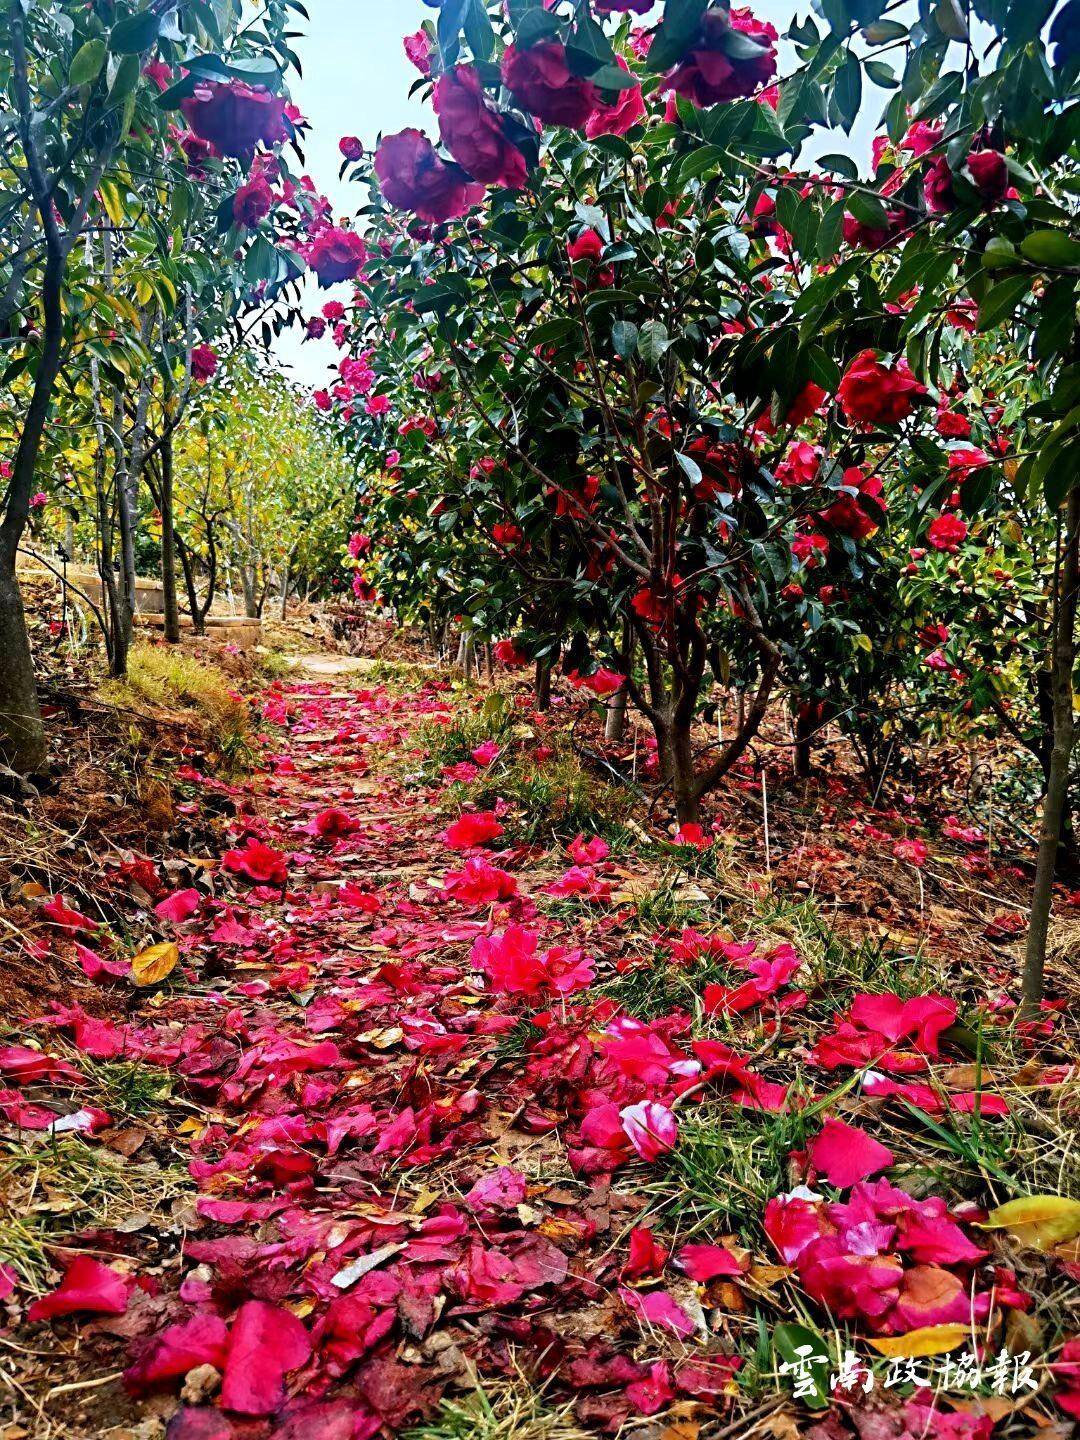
1020;231;1080;269
976;273;1032;331
637;320;671;367
832;52;863;133
646;0;708;72
70;39;106;87
981;235;1017;270
773;1323;830;1409
675;451;703;487
109;10;161;54
612;320;639;359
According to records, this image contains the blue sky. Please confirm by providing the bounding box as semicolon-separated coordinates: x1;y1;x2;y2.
274;0;883;387
274;0;432;386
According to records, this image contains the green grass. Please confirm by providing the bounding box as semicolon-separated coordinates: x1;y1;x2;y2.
404;1374;589;1440
0;1132;189;1293
103;642;255;768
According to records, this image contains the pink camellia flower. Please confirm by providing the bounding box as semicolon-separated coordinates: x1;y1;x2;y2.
602;1016;700;1086
434;65;528;190
374;129;485;224
323;300;346;322
948;446;992;483
471;740;501;766
339;135;363;161
300;227;368;288
665;7;777;109
502;42;601;130
677;1243;748;1280
180;79;290;158
190;344;218;383
927;512;969;553
232;174;274;228
29;491;48;510
569;833;610;865
620;1101;678;1162
838;350;926;425
775;440;821;488
585;58;646;139
403;29;433;75
312;389;332;412
444;856;518;904
221;839;288;886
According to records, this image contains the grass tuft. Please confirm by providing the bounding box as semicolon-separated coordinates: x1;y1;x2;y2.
103;642;254;767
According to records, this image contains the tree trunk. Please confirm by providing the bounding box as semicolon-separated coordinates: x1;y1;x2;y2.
176;532;202;636
793;701;816;779
669;718;701;826
606;686;628;742
1023;487;1080;1016
0;565;46;773
535;660;551;712
160;431;181;643
0;241;64;772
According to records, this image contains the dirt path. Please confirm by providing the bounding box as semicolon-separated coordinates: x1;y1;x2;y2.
9;675;1075;1438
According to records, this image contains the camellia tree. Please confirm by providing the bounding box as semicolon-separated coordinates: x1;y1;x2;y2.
316;0;1076;1007
0;0;371;765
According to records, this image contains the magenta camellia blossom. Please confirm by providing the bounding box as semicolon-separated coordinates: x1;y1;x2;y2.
180;79;290;158
374;128;485;224
232;174;274;227
28;1256;131;1321
806;1117;895;1187
595;0;653;11
924;148;1009;214
665;7;778;109
619;1101;678;1162
434;66;528;190
403;28;433;75
502;42;601;130
190;344;218;383
339;135;363;161
300;227;368;288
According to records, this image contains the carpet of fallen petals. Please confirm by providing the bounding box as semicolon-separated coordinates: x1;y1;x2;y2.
3;676;1078;1440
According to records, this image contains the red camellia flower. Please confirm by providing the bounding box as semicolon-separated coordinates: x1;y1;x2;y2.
924;148;1009;214
820;468;886;541
190;345;218;383
567;228;605;263
927;513;969;553
180;80;290;158
222;840;289;886
300;227;368;288
374;129;485;224
232;174;274;228
665;7;778;109
838;350;926;425
434;66;528;190
842;207;906;251
493;638;528;667
502;42;601;130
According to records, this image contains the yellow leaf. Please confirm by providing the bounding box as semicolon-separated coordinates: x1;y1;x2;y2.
979;1195;1080;1251
132;941;179;987
868;1324;970;1358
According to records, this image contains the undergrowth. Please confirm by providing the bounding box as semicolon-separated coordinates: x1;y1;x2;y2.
102;642;255;769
